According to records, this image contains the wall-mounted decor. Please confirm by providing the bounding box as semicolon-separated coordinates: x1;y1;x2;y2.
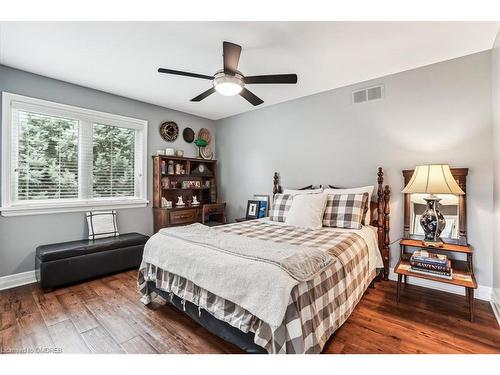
200;145;214;160
159;121;179;142
183;127;195;143
198;128;212;144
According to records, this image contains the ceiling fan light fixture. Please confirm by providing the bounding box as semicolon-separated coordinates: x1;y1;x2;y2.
157;41;297;106
213;72;244;96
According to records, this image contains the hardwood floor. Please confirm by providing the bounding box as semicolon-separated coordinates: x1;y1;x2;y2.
1;270;499;354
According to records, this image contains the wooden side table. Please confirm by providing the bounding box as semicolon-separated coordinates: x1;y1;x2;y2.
235;217;258;223
201;203;226;226
395;239;477;321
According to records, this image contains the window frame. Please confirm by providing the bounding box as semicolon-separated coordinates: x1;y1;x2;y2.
1;92;149;216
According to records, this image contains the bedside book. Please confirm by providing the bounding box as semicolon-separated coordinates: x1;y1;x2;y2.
410;250;448;265
409;266;452;280
398;263;453;280
409;259;451;272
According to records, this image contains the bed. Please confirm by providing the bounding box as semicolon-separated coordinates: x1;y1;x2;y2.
137;168;391;354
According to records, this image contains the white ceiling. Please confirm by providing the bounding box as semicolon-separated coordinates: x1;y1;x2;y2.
0;22;499;120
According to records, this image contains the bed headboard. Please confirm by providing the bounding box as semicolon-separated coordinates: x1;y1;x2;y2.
272;168;391;279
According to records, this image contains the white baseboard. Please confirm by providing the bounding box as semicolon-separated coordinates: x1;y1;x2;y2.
491;288;500;327
388;268;492;302
0;270;36;291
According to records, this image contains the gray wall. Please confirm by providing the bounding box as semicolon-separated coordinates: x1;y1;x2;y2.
492;32;500;296
0;65;216;277
216;51;494;288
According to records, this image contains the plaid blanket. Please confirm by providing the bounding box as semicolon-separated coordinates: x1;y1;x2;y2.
138;220;377;354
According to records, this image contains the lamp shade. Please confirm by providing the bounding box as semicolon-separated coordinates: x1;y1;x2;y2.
402;164;465;195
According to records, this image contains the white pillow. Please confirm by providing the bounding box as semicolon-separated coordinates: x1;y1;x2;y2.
86;210;119;240
323;186;374;224
283;187;323;195
285;194;328;229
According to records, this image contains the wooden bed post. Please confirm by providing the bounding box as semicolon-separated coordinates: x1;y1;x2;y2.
273;172;282;197
377;167;391;280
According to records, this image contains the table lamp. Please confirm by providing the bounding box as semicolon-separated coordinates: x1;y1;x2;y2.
402;164;464;247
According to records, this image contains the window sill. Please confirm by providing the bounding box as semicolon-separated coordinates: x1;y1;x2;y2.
0;199;149;217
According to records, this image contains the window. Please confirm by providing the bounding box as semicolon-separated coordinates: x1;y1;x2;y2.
92;123;136;198
1;93;148;216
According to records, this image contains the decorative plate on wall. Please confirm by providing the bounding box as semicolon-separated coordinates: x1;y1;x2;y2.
159;121;179;142
198;128;212;144
183;127;195;143
200;144;214;160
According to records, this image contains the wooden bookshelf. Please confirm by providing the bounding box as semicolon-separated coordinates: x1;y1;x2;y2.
152;155;217;232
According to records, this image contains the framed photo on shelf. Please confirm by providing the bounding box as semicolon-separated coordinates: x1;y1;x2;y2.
253;194;270;218
246;200;261;220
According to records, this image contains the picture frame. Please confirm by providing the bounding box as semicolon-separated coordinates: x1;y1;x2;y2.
253;194;270;218
246;200;261;220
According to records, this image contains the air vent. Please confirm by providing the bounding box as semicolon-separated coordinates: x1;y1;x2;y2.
352;84;384;104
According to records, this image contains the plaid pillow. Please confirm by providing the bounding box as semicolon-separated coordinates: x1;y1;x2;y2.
322;193;369;229
269;194;294;222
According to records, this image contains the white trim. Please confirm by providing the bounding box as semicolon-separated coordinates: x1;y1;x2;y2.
491;288;500;328
0;270;36;291
0;199;148;216
388;267;492;301
1;92;149;216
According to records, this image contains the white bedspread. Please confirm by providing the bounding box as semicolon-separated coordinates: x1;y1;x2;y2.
143;227;307;327
141;220;381;328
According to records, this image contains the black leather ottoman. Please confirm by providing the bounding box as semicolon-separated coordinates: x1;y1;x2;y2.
35;233;149;290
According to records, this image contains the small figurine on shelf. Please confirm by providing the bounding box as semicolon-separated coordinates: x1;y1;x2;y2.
161;197;168;208
192;196;200;206
176;196;185;207
175;163;182;175
167;160;174;175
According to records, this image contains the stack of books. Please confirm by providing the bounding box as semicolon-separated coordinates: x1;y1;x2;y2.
409;250;453;280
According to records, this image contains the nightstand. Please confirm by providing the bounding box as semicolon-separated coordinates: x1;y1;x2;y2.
395;239;477;321
235;217;254;223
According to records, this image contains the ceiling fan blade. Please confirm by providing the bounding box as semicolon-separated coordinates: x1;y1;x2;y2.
190;87;216;102
158;68;213;80
243;74;298;84
223;41;242;75
239;88;264;106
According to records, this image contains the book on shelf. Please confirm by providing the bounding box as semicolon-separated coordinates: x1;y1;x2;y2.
410;250;448;265
409;259;451;273
410;266;452;280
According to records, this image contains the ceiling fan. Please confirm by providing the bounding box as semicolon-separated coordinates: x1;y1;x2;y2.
158;41;298;106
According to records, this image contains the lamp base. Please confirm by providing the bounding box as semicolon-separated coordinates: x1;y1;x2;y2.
420;195;446;245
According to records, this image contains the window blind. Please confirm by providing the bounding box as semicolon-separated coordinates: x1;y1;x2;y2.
3;93;147;216
92;123;136;198
13;110;79;201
